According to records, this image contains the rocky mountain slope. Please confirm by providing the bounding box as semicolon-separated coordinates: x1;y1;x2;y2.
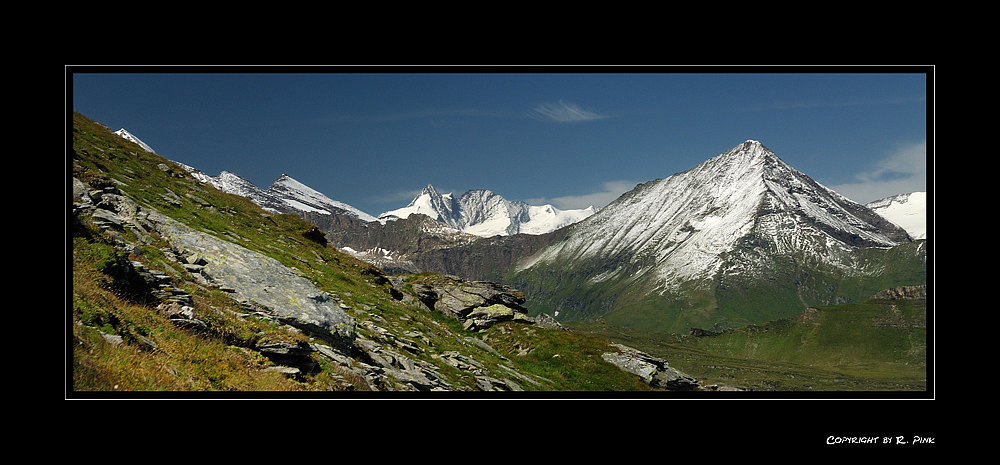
505;140;925;333
71;112;710;393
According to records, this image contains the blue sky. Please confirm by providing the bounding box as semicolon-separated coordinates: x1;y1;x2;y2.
70;68;929;216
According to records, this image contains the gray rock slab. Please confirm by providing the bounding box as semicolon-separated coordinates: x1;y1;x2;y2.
145;210;356;349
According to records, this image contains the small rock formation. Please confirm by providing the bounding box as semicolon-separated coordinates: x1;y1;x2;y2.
391;274;565;332
601;342;702;391
871;284;927;300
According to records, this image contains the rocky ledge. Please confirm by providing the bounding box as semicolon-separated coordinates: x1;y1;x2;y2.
601;342;703;391
389;274;566;332
871;284;927;300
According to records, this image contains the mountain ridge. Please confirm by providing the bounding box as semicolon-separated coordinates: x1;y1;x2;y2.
176;161;594;239
379;184;596;237
113;128;156;154
505;140;924;333
177;165;379;223
524;140;909;288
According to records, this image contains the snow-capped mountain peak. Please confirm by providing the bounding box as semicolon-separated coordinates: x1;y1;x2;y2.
266;174;379;222
176;164;378;223
379;184;458;224
114;128;156;153
526;140;911;289
378;184;596;237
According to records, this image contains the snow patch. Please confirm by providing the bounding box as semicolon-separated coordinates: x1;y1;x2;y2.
867;192;926;240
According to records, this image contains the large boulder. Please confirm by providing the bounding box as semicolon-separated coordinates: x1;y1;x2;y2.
602;342;702;391
432;278;527;320
400;275;554;331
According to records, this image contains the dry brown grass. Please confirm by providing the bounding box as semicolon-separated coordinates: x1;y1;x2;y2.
71;231;309;393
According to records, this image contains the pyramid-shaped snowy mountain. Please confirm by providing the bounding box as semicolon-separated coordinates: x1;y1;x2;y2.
515;140;920;333
265;174;378;222
379;184;595;237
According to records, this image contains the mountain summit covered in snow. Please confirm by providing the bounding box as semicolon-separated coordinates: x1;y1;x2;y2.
512;140;921;333
114;128;156;154
179;166;378;223
379;184;596;237
266;174;379;222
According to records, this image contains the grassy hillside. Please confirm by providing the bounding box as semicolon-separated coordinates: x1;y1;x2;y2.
569;295;928;392
504;224;927;337
69;111;662;394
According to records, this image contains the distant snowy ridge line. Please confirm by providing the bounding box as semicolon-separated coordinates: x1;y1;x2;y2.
172;163;378;222
173;160;592;238
120;129;921;244
379;184;597;237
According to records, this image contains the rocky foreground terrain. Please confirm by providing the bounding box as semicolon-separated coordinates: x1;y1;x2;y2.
72;174;709;392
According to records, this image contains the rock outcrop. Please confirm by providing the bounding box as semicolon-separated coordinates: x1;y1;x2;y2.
74;178;357;352
73;177;554;391
391;274;565;332
74;174;698;392
601;342;702;391
871;284;927;301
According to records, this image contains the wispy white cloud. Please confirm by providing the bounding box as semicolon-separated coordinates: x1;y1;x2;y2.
828;139;927;204
368;188;424;209
527;180;637;210
526;100;609;123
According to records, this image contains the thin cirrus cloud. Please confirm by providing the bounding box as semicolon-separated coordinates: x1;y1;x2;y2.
526;100;610;123
828;139;927;204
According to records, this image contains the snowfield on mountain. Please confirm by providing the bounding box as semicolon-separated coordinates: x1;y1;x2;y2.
379;184;596;237
525;140;910;290
867;191;926;240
